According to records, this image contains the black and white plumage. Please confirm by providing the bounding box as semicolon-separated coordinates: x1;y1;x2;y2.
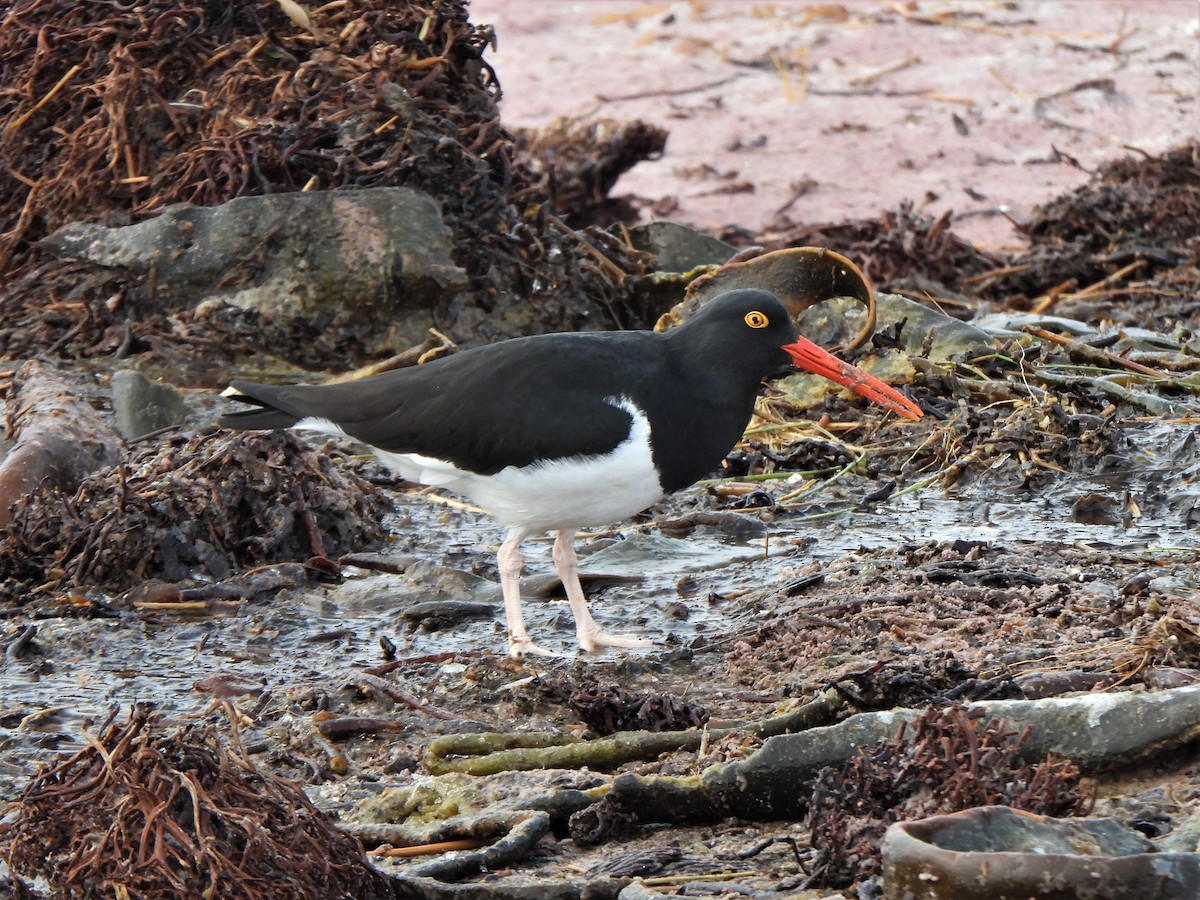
220;288;922;657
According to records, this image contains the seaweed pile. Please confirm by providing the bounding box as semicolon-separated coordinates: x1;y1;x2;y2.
0;0;661;365
750;141;1200;332
0;430;389;599
748;202;1005;297
1008;142;1200;324
514;117;668;225
0;1;503;262
722;145;1200;503
564;679;710;736
1;707;395;899
741;344;1134;509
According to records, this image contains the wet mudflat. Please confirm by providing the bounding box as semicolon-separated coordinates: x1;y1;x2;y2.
4;393;1200;896
2;1;1200;898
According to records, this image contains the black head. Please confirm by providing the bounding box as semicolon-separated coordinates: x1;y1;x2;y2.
666;288;800;381
668;287;925;420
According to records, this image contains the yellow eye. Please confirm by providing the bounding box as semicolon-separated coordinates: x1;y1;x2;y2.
744;310;769;328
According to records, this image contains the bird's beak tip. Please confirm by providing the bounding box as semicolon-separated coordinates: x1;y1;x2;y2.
782;337;923;421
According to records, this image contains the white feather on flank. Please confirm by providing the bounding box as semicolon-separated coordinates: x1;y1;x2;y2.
298;398;665;537
293;416;351;438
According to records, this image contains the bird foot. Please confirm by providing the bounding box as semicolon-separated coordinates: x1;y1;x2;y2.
508;637;557;660
577;628;654;654
508;628;654;659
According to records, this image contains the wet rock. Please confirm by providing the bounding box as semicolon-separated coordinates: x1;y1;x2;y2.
882;806;1200;900
329;566;494;614
332;563;642;618
339;552;420;575
583;531;764;574
1148;575;1200;601
1071;490;1129;526
618;882;677;900
620;221;737;316
1121;571;1156;596
110;369;188;440
40;187;469;350
1143;667;1200;689
656;510;767;539
1157;803;1200;854
514;571;642;601
403;600;497;631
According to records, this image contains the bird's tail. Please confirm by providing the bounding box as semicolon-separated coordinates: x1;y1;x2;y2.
218;383;300;431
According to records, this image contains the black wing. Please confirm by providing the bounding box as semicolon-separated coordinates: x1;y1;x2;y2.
221;331;667;475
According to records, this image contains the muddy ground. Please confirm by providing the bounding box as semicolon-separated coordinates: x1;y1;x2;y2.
2;1;1200;898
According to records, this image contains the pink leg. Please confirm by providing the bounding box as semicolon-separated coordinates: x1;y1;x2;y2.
553;530;652;653
498;533;552;658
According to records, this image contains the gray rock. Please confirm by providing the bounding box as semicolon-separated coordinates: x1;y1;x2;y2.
111;370;188;441
40;188;469;349
327;564;496;614
1147;576;1200;600
626;221;735;274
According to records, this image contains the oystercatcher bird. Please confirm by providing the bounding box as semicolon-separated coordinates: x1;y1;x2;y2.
220;289;922;657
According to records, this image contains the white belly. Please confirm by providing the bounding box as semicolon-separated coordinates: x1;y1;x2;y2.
299;398;665;539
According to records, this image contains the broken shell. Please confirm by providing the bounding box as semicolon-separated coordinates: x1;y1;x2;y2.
656;246;877;350
882;806;1200;899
